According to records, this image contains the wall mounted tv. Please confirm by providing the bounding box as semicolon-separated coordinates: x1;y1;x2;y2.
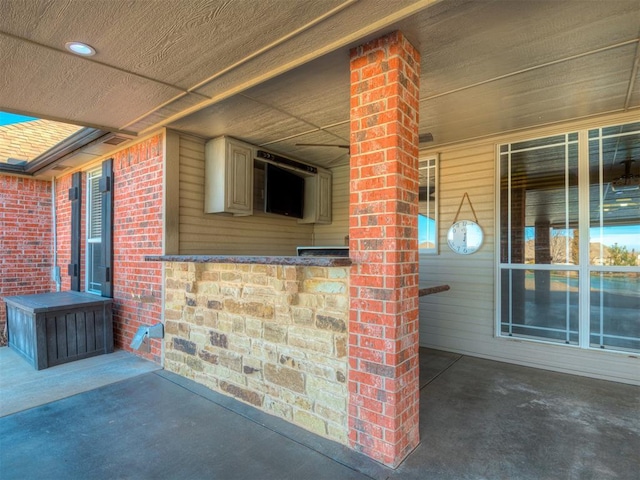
264;163;305;219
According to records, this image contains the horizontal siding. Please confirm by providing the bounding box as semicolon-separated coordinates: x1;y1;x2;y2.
419;140;497;360
178;134;313;256
419;116;639;385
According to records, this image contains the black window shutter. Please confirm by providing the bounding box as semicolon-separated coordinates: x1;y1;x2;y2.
99;158;114;298
68;172;82;291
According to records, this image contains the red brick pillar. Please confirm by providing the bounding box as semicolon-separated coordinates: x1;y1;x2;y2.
348;31;420;467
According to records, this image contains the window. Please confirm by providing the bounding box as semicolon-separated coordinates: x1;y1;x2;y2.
86;168;102;294
419;155;438;254
498;123;640;353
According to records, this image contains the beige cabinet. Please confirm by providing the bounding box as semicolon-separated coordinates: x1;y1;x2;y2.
300;168;332;224
205;137;253;216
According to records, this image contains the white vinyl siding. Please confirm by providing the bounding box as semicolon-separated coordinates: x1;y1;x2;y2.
418;142;496;354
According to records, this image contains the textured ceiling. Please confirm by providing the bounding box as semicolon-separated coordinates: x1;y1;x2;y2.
0;0;638;172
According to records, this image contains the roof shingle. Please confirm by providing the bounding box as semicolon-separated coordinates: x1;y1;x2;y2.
0;119;83;164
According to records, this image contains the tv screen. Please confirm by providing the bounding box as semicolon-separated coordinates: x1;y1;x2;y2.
264;163;305;219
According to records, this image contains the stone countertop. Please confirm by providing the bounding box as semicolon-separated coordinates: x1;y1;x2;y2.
144;255;352;267
144;256;448;291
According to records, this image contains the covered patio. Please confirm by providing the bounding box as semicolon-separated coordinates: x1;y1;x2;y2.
1;0;638;471
1;347;638;479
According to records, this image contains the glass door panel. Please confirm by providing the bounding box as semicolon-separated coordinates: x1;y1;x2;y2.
501;269;579;344
500;133;580;345
589;272;640;352
587;124;640;353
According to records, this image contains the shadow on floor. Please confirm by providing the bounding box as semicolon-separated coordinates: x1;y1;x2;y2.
1;348;638;479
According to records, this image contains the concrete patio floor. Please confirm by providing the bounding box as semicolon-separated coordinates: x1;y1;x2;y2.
0;347;638;479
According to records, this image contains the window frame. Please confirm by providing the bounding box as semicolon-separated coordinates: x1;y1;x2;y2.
85;167;103;295
419;154;439;255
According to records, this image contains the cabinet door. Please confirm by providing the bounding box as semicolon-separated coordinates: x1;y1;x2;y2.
299;169;332;224
225;141;253;215
316;170;332;224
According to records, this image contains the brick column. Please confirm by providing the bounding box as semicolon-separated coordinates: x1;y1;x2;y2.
348;31;420;467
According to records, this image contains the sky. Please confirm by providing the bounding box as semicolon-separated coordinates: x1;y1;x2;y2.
526;225;640;251
0;112;37;126
593;225;640;251
419;214;435;244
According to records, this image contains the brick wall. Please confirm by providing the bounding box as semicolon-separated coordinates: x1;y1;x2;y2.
0;175;54;344
348;31;421;467
163;262;349;444
111;135;164;362
54;134;164;362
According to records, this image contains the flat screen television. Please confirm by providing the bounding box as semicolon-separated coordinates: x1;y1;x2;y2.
264;163;305;219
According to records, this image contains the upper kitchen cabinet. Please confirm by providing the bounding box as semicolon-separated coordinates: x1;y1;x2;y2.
205;136;254;216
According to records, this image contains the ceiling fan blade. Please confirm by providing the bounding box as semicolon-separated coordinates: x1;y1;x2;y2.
296;143;349;149
296;143;350;155
296;134;433;161
419;186;436;201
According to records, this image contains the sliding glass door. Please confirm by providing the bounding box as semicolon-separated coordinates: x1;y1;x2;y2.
587;124;640;351
499;122;639;353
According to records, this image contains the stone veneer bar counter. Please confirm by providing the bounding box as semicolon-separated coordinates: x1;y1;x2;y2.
145;255;351;444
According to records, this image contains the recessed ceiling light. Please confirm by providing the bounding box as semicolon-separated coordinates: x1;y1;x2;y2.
65;41;96;56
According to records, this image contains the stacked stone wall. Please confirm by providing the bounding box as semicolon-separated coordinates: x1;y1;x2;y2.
163;262;349;444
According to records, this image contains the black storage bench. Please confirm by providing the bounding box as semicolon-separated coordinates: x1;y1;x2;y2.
5;291;114;370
